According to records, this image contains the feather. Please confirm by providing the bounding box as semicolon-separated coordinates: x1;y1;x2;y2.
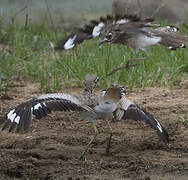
122;104;169;143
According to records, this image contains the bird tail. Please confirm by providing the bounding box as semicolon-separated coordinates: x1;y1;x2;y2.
156;30;188;50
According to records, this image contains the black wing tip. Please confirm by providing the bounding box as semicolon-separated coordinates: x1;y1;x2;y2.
0;119;18;132
0;119;23;133
160;130;169;143
131;105;170;143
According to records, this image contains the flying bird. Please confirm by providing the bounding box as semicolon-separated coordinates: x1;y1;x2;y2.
55;14;158;51
0;75;168;159
55;10;188;57
99;21;188;54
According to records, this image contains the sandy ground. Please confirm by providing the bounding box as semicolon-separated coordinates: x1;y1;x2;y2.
0;79;188;180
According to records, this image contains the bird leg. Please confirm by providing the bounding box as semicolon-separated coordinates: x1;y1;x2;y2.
107;57;146;76
106;121;113;154
79;123;99;160
125;57;146;69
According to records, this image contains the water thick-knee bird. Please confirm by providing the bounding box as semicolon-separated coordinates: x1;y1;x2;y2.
56;11;188;64
99;21;188;54
0;75;168;159
55;14;159;51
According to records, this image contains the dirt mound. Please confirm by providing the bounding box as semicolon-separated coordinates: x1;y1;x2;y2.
0;80;188;180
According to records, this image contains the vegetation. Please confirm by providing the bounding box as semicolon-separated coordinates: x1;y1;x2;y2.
0;17;188;93
179;112;188;127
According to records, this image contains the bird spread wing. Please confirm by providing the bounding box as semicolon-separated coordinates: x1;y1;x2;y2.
55;15;113;50
118;97;169;143
0;93;95;132
55;14;158;50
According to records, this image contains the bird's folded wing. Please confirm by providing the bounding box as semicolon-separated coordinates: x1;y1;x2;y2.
119;98;169;143
0;93;94;132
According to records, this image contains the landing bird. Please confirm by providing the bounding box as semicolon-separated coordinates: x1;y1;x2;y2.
0;74;99;132
0;77;168;159
99;20;188;54
55;14;158;51
0;75;122;159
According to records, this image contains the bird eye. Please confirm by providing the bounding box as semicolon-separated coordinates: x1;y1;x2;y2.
106;32;112;40
95;77;99;82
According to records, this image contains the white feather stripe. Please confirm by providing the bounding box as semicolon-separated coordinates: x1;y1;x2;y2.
139;110;163;133
64;35;77;49
7;109;21;124
7;109;20;123
92;22;104;37
7;109;15;119
154;118;163;133
34;103;42;110
14;116;20;124
139;108;164;133
116;19;130;24
9;113;16;122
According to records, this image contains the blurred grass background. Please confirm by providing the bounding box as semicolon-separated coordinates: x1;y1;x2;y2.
0;0;188;93
0;20;188;92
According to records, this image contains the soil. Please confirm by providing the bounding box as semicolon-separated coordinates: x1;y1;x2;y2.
0;79;188;180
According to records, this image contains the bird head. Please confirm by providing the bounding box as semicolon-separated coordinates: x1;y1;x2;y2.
111;84;126;97
99;25;115;45
103;86;122;103
83;74;99;93
99;24;123;45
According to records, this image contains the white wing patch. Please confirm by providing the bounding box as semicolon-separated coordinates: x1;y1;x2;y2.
155;118;163;133
34;103;42;110
100;90;107;97
116;19;130;24
180;43;185;48
166;26;178;32
7;109;20;124
7;109;15;120
14;116;20;124
92;22;104;37
64;35;77;49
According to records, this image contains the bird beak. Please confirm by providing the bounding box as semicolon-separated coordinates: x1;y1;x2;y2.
98;38;108;46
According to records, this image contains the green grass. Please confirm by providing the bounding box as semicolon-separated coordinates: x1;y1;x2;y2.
179;112;188;127
0;20;188;93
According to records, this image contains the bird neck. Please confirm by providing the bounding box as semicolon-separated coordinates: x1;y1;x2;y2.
81;88;98;107
82;88;94;96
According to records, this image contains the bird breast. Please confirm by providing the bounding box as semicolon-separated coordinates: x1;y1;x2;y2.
136;34;161;49
93;100;118;119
